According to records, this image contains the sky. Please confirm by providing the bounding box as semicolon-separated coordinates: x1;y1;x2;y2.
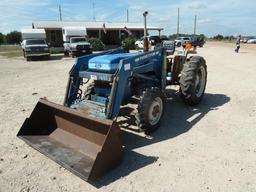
0;0;255;36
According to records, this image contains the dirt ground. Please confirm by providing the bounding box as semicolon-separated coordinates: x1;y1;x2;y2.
0;42;256;192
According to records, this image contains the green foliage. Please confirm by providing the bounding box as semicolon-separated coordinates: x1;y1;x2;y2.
160;35;168;41
210;34;235;41
6;31;21;44
224;35;235;40
0;33;5;44
197;34;205;39
212;34;224;40
168;34;177;40
121;36;136;50
88;38;105;51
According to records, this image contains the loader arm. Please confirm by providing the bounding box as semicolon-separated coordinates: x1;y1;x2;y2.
64;47;125;107
107;48;166;119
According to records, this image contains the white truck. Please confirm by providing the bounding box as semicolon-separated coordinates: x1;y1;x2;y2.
174;37;191;47
21;29;50;61
62;27;92;57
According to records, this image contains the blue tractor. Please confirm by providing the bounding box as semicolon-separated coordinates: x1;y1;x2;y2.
18;47;207;182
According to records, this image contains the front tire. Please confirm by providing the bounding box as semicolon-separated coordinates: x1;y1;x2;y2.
64;51;69;56
26;56;31;61
136;87;165;134
179;56;207;105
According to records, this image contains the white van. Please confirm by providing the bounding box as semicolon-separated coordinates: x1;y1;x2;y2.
21;29;50;61
62;27;92;57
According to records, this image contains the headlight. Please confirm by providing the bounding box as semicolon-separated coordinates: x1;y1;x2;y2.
44;47;49;51
25;48;31;51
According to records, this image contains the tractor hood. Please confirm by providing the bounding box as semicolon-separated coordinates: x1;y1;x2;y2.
88;53;141;73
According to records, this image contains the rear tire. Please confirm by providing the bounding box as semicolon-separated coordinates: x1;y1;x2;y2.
64;51;69;56
179;56;207;105
136;87;165;134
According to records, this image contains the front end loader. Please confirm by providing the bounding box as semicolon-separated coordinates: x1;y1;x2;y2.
17;46;207;182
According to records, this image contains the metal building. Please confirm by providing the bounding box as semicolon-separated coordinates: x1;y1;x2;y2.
32;21;163;48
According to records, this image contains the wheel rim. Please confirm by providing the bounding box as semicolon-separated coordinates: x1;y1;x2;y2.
148;97;163;126
195;66;206;97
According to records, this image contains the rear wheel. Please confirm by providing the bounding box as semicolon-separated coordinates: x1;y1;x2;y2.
136;87;165;134
179;56;207;105
64;50;69;56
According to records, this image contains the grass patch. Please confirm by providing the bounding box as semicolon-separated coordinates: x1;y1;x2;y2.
0;45;23;58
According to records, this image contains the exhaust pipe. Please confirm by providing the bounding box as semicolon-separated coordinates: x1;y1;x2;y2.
143;11;149;52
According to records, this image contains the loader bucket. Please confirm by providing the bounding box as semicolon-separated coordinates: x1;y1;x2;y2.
17;99;122;182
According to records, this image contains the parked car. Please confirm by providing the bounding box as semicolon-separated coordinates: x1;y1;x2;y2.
175;37;191;47
21;39;50;61
161;40;175;55
190;36;205;47
135;36;161;50
247;39;256;44
21;29;50;61
64;37;92;57
241;38;250;43
63;27;92;57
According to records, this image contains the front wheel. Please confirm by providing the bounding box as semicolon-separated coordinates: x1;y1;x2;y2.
136;87;165;134
26;56;31;61
179;56;207;105
64;50;69;56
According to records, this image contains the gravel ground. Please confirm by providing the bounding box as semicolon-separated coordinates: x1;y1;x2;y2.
0;42;256;192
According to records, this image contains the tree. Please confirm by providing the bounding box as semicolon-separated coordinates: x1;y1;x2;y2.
212;34;224;40
0;33;5;44
160;35;168;41
5;31;21;44
121;36;136;50
168;34;177;40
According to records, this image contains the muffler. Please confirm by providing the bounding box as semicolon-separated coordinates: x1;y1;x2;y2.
17;99;122;182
